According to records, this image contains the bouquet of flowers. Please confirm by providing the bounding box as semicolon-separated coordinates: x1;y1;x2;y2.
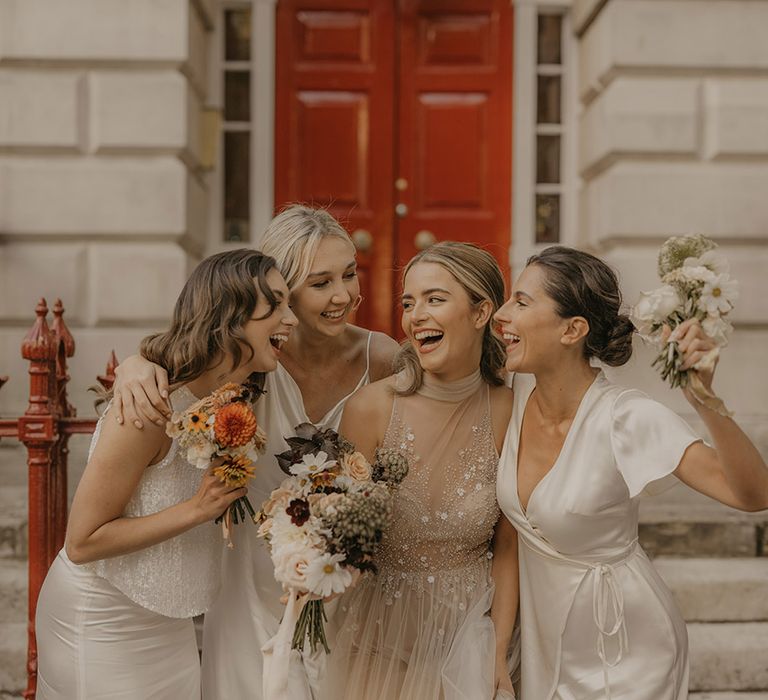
630;234;737;415
166;374;267;545
258;423;408;655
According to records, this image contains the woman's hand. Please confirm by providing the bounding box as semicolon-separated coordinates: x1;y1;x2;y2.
187;464;248;525
494;658;515;698
671;318;719;399
113;355;171;429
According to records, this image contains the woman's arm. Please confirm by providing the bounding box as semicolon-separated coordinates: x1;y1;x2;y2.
65;410;246;564
672;319;768;512
338;379;394;462
112;354;171;429
490;515;519;696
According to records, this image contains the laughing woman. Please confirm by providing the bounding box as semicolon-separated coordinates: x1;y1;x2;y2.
35;250;298;699
108;205;400;699
318;242;519;700
493;246;768;699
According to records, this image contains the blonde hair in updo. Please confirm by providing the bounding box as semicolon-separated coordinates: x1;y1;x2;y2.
394;242;506;395
260;204;354;291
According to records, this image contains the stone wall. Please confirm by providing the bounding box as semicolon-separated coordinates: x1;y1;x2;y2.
0;0;213;489
574;0;768;455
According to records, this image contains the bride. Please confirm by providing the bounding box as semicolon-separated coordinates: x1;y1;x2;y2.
318;242;519;699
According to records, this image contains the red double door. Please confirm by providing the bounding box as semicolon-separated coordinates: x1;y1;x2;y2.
276;0;513;334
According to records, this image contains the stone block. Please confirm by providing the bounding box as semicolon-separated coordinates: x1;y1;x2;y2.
704;79;768;159
654;558;768;621
602;244;768;325
0;561;26;623
579;77;699;174
0;0;188;62
640;520;760;558
0;244;88;323
186;5;210;99
582;162;768;243
0;486;27;560
580;1;768;100
91;71;188;151
573;0;605;35
0;622;26;694
689;622;768;691
0;156;186;235
0;70;83;149
88;243;188;324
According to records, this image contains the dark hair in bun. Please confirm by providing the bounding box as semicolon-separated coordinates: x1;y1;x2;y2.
526;246;634;367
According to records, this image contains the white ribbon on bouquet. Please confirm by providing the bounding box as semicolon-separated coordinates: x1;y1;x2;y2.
262;590;311;700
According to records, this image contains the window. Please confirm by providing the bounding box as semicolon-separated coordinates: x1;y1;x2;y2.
534;12;565;244
221;7;252;243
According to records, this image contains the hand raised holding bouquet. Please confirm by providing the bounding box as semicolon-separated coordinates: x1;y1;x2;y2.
630;234;737;416
166;374;267;546
258;423;409;656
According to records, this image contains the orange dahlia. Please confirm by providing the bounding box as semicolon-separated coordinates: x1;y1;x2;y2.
214;402;258;447
213;454;255;487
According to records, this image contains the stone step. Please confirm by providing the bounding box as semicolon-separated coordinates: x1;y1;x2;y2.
639;483;768;558
0;487;27;560
0;560;26;624
689;622;768;692
655;558;768;621
0;623;26;696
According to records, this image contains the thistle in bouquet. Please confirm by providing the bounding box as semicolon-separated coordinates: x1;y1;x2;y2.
166;373;267;546
630;234;737;414
258;423;408;654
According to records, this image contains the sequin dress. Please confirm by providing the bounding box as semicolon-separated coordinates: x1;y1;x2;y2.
318;370;504;700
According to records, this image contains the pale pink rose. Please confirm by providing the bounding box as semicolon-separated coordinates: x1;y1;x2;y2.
272;542;319;591
340;451;372;482
316;492;347;517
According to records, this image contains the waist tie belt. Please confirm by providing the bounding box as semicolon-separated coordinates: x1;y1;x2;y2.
531;538;639;700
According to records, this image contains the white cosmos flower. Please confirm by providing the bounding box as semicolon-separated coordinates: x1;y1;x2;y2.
185;441;216;470
684;250;730;276
699;275;739;315
289;451;336;478
679;264;716;285
304;553;353;598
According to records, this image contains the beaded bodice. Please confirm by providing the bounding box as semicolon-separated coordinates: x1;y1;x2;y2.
376;371;500;592
86;386;221;618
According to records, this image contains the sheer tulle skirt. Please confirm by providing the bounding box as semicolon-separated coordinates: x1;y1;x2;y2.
318;559;503;700
36;550;200;700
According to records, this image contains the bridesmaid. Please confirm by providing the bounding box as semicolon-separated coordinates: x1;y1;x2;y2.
109;205;400;699
493;245;768;699
35;249;298;699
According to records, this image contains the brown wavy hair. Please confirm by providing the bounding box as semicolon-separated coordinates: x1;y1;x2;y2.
140;249;280;385
394;242;506;395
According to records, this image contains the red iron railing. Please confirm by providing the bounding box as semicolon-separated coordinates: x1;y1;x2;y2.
0;298;116;699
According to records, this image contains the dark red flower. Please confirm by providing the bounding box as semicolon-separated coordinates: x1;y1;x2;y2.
286;498;310;527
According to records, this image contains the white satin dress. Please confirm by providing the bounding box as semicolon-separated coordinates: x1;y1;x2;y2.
497;371;702;700
35;386;222;700
201;333;372;699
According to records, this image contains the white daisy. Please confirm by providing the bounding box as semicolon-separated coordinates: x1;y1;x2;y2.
289;451;336;478
699;275;739;315
304;553;353;598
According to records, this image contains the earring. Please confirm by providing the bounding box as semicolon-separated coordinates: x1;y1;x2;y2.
351;295;363;312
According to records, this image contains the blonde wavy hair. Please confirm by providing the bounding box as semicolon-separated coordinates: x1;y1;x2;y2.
260;204;354;291
140;249;279;385
394;242;506;395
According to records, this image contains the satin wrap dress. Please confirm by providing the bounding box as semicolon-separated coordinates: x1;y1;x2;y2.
497;371;702;700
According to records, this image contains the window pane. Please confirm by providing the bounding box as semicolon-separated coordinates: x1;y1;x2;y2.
537;75;561;124
225;9;251;61
225;71;250;122
537;15;562;65
224;131;250;242
535;194;560;244
536;135;561;184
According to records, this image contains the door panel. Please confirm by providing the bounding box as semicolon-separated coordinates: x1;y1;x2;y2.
396;0;512;287
276;0;395;334
276;0;512;335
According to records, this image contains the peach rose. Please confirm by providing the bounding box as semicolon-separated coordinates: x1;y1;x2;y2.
340;451;372;482
263;487;294;517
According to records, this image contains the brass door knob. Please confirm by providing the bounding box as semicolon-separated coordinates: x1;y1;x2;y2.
351;228;373;252
414;230;437;250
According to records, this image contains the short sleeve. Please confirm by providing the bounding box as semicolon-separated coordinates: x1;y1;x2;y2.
610;389;703;498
